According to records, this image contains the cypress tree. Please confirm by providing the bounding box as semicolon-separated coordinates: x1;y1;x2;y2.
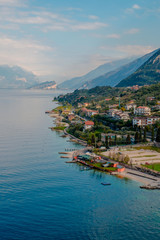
139;128;142;142
151;127;155;142
135;131;139;144
143;128;147;142
105;136;109;148
126;134;131;145
156;127;160;142
114;135;117;145
91;133;95;145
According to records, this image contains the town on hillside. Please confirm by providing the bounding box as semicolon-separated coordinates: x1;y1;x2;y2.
46;83;160;188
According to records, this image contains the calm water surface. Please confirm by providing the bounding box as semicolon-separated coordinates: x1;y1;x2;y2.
0;89;159;240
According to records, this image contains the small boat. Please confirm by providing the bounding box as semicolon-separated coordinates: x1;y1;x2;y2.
101;183;111;186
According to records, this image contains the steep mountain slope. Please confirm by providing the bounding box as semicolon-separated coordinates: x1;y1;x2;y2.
58;58;134;90
117;49;160;87
83;49;158;88
0;65;39;88
58;49;158;90
29;81;56;90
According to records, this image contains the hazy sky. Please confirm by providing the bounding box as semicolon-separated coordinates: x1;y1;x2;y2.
0;0;159;82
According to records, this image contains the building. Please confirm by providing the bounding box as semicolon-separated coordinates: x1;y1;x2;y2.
68;114;75;121
107;109;129;121
151;105;160;111
108;104;119;109
108;109;121;117
135;106;151;116
84;121;94;130
125;103;137;110
133;116;160;126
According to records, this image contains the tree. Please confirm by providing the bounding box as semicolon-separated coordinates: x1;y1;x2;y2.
143;128;147;142
105;136;109;148
91;133;96;145
156;127;160;142
126;134;131;145
114;135;117;145
97;133;101;142
135;131;139;144
139;128;142;142
124;155;130;164
151;126;155;142
109;136;112;146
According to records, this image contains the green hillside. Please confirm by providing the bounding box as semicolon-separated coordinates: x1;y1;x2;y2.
117;49;160;87
56;83;160;107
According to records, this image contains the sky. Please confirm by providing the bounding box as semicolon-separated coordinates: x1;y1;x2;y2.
0;0;160;82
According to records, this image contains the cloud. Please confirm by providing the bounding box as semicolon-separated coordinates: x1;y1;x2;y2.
0;6;107;32
106;34;120;39
126;28;140;34
126;4;141;14
71;22;108;31
0;0;26;7
66;7;82;12
88;15;99;20
100;45;155;56
133;4;141;9
0;37;55;75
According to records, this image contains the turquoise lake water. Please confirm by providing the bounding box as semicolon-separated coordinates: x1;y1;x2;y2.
0;89;159;240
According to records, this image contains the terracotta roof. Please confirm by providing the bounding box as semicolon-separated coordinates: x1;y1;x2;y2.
85;121;94;125
137;106;149;109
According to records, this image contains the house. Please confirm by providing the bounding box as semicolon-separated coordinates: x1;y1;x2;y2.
78;103;83;108
107;109;129;121
115;112;130;121
135;106;151;116
84;102;90;107
81;108;98;117
96;105;101;109
130;85;140;90
125;103;137;110
86;110;98;117
84;121;94;130
151;105;160;111
147;97;155;101
132;116;160;126
68;114;75;121
108;104;119;109
108;109;121;117
105;98;111;101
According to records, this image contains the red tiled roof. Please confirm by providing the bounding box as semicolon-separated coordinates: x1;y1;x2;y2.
85;121;94;125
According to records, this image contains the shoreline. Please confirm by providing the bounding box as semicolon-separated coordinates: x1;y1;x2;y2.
59;148;160;187
47;108;160;188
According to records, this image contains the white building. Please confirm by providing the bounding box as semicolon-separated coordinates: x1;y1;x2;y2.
133;116;160;126
135;106;151;116
84;121;94;130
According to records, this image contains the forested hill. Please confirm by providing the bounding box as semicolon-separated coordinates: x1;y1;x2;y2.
117;48;160;87
56;83;160;106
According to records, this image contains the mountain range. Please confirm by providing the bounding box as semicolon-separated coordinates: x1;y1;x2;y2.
0;65;39;89
58;58;134;90
29;81;57;90
58;49;159;90
116;48;160;87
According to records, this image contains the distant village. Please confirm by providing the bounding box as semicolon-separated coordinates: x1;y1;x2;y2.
50;85;160;148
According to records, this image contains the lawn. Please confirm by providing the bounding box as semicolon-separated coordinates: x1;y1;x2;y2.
132;155;157;158
142;163;160;172
134;146;160;153
87;162;117;171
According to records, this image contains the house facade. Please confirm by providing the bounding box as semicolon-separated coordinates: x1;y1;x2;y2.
134;106;151;116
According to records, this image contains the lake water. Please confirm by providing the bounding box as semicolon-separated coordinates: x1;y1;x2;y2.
0;89;159;240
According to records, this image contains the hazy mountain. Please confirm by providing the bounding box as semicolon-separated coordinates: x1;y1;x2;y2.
0;65;39;89
58;58;135;90
117;48;160;87
29;81;57;90
82;49;158;88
